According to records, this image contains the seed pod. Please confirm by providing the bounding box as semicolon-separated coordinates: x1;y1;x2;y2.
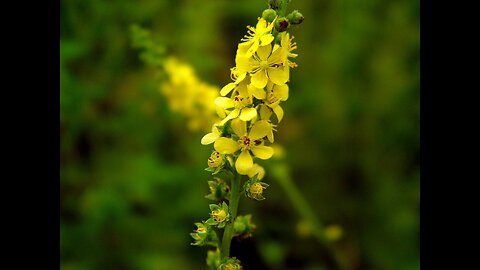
287;10;304;25
262;9;277;23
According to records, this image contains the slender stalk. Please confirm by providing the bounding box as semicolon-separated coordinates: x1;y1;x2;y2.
277;0;290;17
270;162;326;241
271;161;347;270
220;171;243;259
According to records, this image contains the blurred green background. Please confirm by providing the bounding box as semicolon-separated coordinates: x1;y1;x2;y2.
60;0;419;269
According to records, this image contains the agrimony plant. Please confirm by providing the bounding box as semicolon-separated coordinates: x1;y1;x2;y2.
192;1;304;269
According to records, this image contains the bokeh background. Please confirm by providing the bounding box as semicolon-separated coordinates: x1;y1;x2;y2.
60;0;419;269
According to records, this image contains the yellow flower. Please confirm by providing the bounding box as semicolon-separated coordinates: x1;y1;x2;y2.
280;32;298;68
215;94;257;125
214;119;274;175
220;72;247;96
237;43;289;89
260;82;289;122
201;124;222;145
240;17;276;58
161;57;221;132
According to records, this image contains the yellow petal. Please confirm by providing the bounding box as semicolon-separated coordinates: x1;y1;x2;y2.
219;109;240;125
239;107;258;121
260;34;274;46
281;32;288;47
249;120;271;140
231;118;247;137
266;98;281;109
236;82;249;97
248;84;266;100
265;17;276;31
220;83;237;96
269;44;284;64
214;137;240;154
274;84;289;101
257;44;272;61
216;106;227;118
235;150;253;175
247;164;265;180
251;70;268;89
267;67;289;85
251;145;274;160
237;42;251;56
273;105;284;122
215;97;235;108
267;130;274;143
256;18;268;33
259;104;272;120
201;132;220;145
236;55;254;73
234;72;247;84
246;40;259;58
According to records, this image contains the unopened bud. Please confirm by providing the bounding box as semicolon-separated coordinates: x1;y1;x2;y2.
262;9;277;23
276;17;290;32
287;10;304;25
207;151;222;168
268;0;280;10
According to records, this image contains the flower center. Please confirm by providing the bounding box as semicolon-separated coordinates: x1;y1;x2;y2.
224;264;236;270
212;209;227;222
233;95;249;109
260;60;269;70
239;136;252;150
250;183;264;196
196;227;207;234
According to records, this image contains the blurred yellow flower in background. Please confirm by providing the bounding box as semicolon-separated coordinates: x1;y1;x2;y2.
161;57;221;132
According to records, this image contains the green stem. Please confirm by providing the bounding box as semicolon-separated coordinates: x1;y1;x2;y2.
220;171;242;259
271;161;347;270
277;0;290;17
270;162;326;242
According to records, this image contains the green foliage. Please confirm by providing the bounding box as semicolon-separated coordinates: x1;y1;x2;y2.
130;25;167;68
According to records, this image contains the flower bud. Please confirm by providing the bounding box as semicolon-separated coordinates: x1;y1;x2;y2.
212;209;227;223
244;177;269;201
234;214;257;239
262;9;277;23
276;17;290;32
207;151;223;168
249;183;264;198
325;225;343;241
206;202;230;228
190;222;219;246
206;249;221;269
219;257;242;270
268;0;280;10
287;10;304;25
205;178;230;201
